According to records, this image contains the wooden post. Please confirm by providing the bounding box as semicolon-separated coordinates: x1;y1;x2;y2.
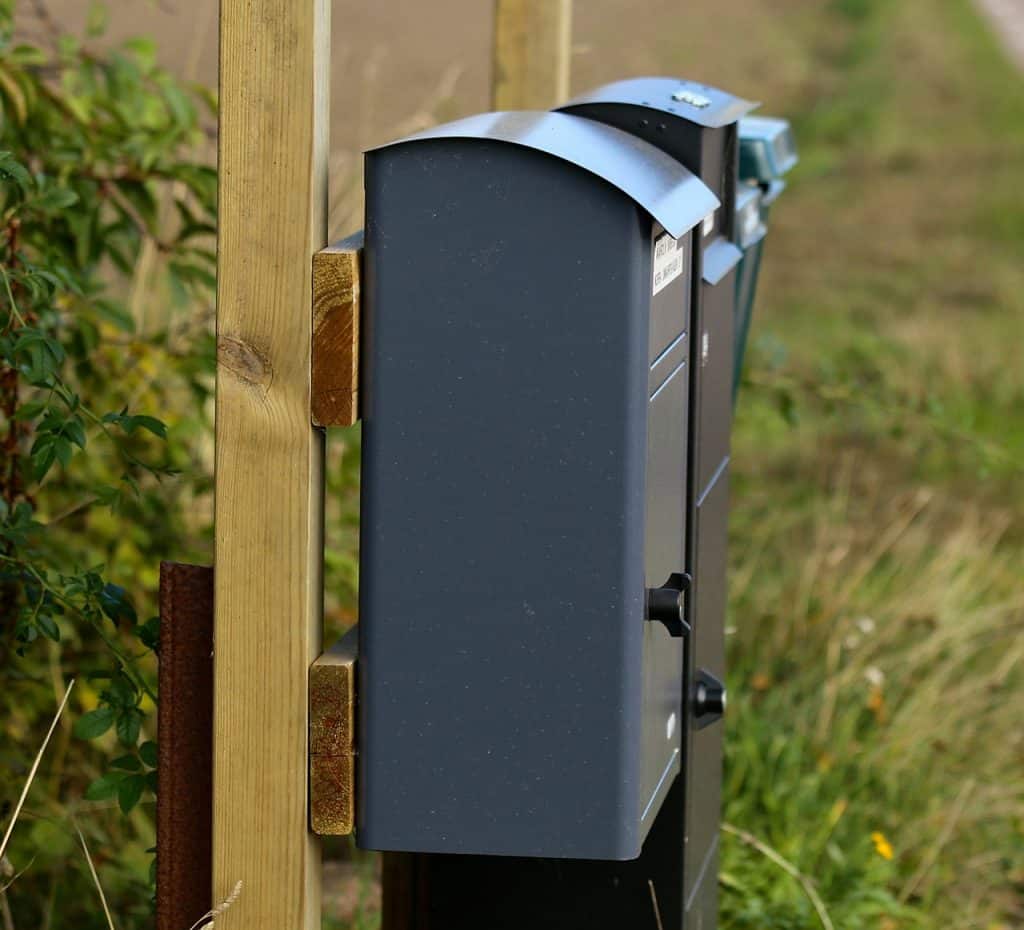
492;0;573;109
214;1;329;928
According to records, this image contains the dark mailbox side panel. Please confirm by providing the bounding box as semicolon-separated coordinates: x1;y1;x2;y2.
359;139;654;860
641;224;692;834
694;263;737;495
683;257;736;911
685;469;729;908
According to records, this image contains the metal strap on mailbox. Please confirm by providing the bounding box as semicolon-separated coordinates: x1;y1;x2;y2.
374;110;720;239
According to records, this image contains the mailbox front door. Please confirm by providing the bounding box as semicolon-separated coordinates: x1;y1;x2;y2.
642;224;692;832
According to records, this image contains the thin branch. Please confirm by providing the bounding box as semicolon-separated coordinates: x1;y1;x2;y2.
0;856;36;894
45;496;98;525
101;184;176;253
0;680;75;862
0;267;27;328
721;822;835;930
0;886;13;930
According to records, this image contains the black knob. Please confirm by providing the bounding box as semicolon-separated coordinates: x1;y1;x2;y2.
693;669;726;729
646;585;689;638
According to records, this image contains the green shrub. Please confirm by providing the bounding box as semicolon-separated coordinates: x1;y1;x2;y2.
0;2;215;924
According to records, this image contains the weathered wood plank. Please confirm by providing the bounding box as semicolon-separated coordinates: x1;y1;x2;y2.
214;0;330;927
309;627;358;835
312;232;363;428
492;0;573;110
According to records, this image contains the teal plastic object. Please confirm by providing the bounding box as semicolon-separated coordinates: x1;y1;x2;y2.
734;116;798;400
738;116;798;187
732;183;767;397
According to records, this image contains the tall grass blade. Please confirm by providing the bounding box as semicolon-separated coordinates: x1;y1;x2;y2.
0;680;75;862
722;822;835;930
73;821;115;930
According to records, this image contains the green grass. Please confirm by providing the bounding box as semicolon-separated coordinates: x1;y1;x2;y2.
719;0;1024;926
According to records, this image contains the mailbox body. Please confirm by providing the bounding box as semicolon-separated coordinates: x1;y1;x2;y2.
357;112;717;860
560;77;755;918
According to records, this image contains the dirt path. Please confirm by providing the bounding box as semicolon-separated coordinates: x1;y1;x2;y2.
974;0;1024;70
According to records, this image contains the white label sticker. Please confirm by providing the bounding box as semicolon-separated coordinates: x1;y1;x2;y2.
702;211;715;237
652;233;685;295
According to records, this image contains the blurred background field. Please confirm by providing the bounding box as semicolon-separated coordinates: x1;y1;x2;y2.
2;0;1022;928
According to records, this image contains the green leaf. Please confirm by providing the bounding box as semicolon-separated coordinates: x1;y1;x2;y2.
110;753;141;772
36;614;60;642
131;414;167;438
94;484;122;509
169;259;216;291
0;151;32;190
31;437;57;482
139;740;158;768
84;773;122;800
99;583;137;625
13;399;48;421
10;45;48;67
65;416;87;449
53;436;73;468
92;298;135;332
115;708;141;747
74;706;115;740
137;615;160;651
122;37;156;70
106;674;137;708
101;411;167;439
117;773;146;813
34;186;79;211
85;0;108;37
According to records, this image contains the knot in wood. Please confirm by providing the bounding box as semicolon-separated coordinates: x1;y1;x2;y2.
218;335;273;391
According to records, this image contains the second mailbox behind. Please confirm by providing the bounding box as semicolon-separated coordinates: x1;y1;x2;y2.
358;112;717;860
558;76;757;916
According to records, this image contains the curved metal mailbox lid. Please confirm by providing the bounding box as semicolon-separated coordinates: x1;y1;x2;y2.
369;110;719;240
561;76;758;129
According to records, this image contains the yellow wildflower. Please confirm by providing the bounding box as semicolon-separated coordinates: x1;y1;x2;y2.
871;831;894;860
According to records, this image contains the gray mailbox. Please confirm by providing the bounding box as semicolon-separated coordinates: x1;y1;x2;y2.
559;76;756;920
357;111;718;860
559;76;755;489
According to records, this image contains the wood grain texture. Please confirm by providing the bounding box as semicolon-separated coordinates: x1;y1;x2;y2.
492;0;573;110
309;626;358;835
312;231;363;427
214;1;329;928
